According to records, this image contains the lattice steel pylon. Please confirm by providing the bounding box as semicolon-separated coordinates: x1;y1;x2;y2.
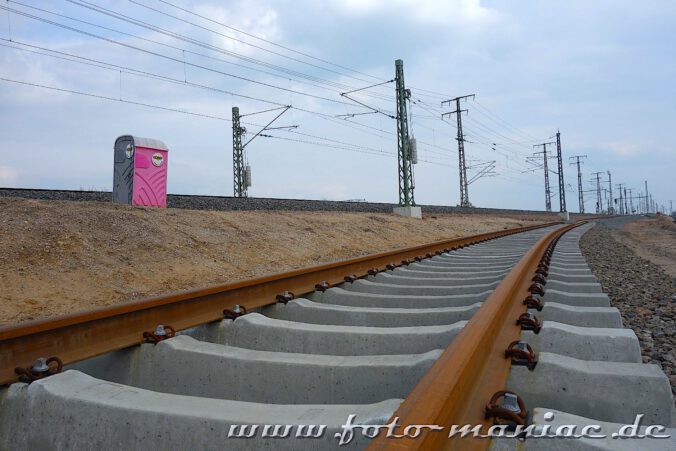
569;155;586;213
232;106;247;197
616;183;625;214
624;187;629;215
532;141;556;212
395;59;415;206
442;94;474;207
555;130;566;212
591;171;604;214
607;171;613;214
231;105;293;198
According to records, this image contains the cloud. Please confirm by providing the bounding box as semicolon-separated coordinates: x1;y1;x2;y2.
0;166;19;187
194;1;280;56
333;0;501;27
598;141;642;157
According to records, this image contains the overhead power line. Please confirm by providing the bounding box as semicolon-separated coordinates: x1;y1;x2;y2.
473;100;540;142
152;0;389;84
0;37;406;152
10;0;392;103
1;3;376;108
0;74;449;168
10;1;548;154
128;0;381;85
259;134;452;167
339;79;397;119
63;0;397;103
0;76;230;120
412;96;541;173
0;38;289;108
137;0;454;100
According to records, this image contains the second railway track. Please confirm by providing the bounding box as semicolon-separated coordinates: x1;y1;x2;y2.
0;221;674;450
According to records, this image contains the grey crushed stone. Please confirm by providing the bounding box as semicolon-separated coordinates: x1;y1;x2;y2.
579;223;676;400
0;188;581;217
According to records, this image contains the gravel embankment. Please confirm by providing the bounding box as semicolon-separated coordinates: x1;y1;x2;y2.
0;188;579;217
580;223;676;399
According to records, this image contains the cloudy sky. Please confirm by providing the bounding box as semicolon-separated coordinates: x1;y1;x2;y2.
0;0;674;212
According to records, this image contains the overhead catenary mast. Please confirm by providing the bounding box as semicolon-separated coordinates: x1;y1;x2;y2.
651;195;655;214
231;105;295;197
442;94;475;207
624;187;629;215
616;183;625;215
531;142;556;212
232;107;247;197
570;155;586;213
394;59;415;207
555;130;566;212
607;171;613;214
591;172;604;214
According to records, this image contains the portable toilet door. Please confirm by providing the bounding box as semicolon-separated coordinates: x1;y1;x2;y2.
112;135;169;208
132;137;168;208
112;135;135;205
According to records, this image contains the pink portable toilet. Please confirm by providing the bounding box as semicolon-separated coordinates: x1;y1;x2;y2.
113;135;169;208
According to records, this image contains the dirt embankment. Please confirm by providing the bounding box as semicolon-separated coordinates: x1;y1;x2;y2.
612;215;676;280
0;198;552;325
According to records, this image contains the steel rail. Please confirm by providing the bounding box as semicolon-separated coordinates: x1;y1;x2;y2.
0;222;560;385
367;221;582;450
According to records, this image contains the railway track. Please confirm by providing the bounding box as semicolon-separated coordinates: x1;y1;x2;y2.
1;221;674;450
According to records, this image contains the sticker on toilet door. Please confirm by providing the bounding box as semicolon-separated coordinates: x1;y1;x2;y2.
152;153;164;167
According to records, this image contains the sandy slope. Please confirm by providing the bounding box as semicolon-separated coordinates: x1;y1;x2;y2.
0;197;551;325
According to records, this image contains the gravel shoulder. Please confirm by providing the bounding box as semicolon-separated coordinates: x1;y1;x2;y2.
580;220;676;399
0;197;552;326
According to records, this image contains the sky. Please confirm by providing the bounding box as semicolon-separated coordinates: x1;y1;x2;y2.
0;0;674;212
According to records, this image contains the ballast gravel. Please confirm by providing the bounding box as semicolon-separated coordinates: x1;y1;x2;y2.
579;222;676;400
0;188;577;218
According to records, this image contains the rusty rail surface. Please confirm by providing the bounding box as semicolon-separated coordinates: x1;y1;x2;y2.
0;221;560;386
367;221;582;451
